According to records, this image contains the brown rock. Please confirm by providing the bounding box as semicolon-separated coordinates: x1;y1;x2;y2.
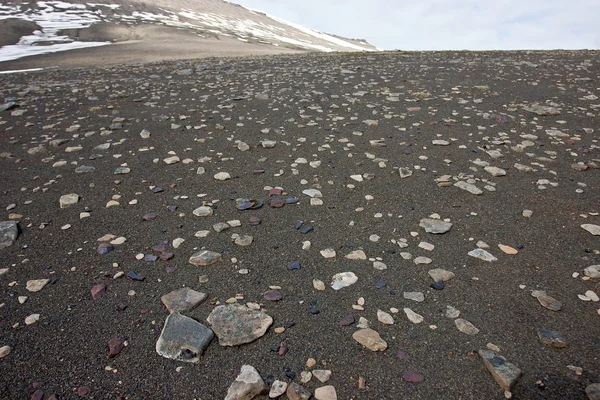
352;328;387;351
160;287;207;313
90;283;106;300
108;337;125;357
286;382;312;400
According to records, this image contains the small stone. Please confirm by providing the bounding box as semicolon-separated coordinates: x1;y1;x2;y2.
345;250;366;260
91;283;107;300
414;256;432;265
455;318;479;335
314;385;337;400
446;305;460;318
468;248;498;262
419;218;452;234
403;308;424;324
26;279;50;293
585;383;600;400
428;269;455;282
25;313;40;325
537;294;562;311
537;329;567;348
269;380;288;398
59;193;79;208
478;349;522;391
161;288;207;313
225;365;265;400
313;279;326;290
313;370;332;383
207;304;273;346
331;272;358;290
302;189;322;198
585;290;599;302
404;292;425;302
189;250;221;266
522;209;533;218
584;265;600;278
156;312;214;362
320;248;336;258
0;345;12;358
498;244;518;255
399;167;413;178
0;221;18;249
300;371;312;384
454;181;483;195
234;234;253;246
582;224;600;235
163;156;180;164
108;337;125;357
192;206;213;217
400;371;424;383
377;309;394;325
286;382;312;400
484;166;507;177
352;328;387;351
214;172;231;181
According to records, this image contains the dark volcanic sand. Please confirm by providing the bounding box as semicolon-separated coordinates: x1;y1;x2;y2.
0;50;599;400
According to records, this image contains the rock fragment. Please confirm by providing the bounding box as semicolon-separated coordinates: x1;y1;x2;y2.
537;329;567;348
478;349;522;391
0;221;19;249
352;328;387;351
189;250;221;266
59;193;79;208
161;288;207;313
419;218;452;234
156;312;213;362
455;318;479;335
207;304;273;346
225;365;265;400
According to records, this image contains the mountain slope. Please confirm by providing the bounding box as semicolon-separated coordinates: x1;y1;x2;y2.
0;0;377;64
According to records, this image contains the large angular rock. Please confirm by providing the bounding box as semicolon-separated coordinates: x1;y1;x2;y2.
207;304;273;346
584;265;600;279
419;218;452;234
225;365;265;400
155;312;214;363
161;288;207;313
0;221;18;249
582;224;600;236
478;349;522;391
189;250;222;266
352;328;387;351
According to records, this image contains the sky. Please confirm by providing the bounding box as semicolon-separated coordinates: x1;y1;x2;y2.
231;0;600;50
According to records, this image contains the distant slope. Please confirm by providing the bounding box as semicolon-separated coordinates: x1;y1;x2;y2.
0;0;376;64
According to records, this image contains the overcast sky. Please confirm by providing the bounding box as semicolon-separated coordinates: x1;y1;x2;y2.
231;0;600;50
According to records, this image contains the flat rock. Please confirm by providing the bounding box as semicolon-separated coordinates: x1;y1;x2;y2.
313;369;332;383
156;312;213;362
582;224;600;235
468;248;498;262
331;272;358;290
419;218;452;234
498;244;518;254
352;328;387;351
59;193;79;208
455;318;479;335
345;250;366;260
484;166;506;176
414;256;432;265
584;265;600;278
214;172;231;180
537;329;567;348
161;288;207;313
189;250;222;266
377;309;394;325
314;385;337;400
454;181;483;195
207;304;273;346
404;292;425;302
26;279;50;293
225;365;265;400
286;382;312;400
0;221;19;249
403;308;424;323
0;345;11;359
302;188;322;198
192;206;213;217
478;349;522;391
522;103;561;116
537;294;562;311
163;156;180;164
428;269;455;282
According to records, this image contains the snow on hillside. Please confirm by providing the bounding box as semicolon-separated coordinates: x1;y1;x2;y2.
0;0;376;63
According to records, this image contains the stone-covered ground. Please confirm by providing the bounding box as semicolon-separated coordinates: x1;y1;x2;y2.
0;51;599;400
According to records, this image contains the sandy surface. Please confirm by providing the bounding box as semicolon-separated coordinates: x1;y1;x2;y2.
0;50;599;400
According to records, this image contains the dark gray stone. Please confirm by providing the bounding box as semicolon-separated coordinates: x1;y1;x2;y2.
537;329;567;348
155;312;214;363
419;218;452;234
478;349;522;391
0;221;18;249
161;288;207;313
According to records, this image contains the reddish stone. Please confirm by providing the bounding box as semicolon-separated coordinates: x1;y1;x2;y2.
31;389;44;400
77;386;90;397
90;284;106;300
108;337;125;357
263;290;282;301
401;371;424;383
339;314;355;326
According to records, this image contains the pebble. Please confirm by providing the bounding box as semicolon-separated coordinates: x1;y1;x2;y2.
537;329;567;347
403;308;424;324
468;248;498;262
314;385;337;400
419;218;452;234
404;292;425;302
225;365;265;400
269;380;288;398
584;265;600;278
352;328;387;351
189;250;221;266
0;345;12;359
25;314;40;325
428;269;455;281
207;304;273;346
59;193;79;208
455;318;479;335
479;349;522;391
330;272;358;290
26;279;50;293
581;224;600;235
377;309;394;325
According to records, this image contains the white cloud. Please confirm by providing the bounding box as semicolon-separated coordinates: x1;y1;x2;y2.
230;0;600;50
